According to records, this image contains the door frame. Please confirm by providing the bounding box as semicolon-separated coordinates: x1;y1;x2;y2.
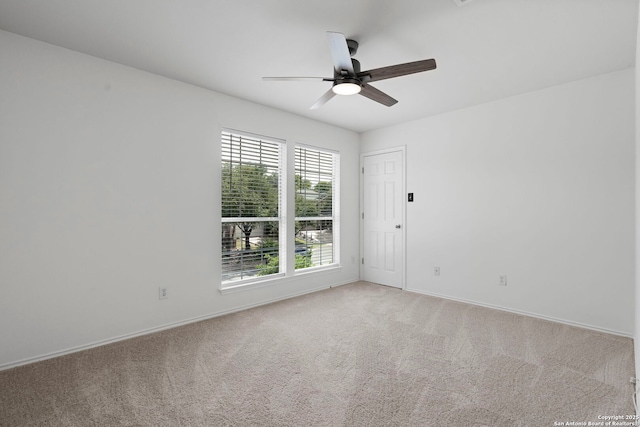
360;146;407;290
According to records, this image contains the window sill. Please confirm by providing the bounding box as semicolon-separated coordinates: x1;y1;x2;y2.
219;273;285;295
219;264;341;295
294;263;340;276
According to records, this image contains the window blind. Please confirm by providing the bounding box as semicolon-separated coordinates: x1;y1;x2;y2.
221;131;281;219
294;146;337;269
221;130;283;284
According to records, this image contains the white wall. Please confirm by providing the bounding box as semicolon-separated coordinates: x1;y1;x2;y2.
362;69;635;335
0;30;360;369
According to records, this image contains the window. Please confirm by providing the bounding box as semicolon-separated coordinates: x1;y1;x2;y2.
220;130;339;288
295;145;338;271
221;130;283;284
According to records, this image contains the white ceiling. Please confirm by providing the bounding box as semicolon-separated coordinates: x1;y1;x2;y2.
0;0;637;133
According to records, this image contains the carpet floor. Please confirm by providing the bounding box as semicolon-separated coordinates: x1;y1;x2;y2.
0;281;635;426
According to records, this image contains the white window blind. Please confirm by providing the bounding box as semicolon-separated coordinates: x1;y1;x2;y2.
221;130;283;284
295;146;338;270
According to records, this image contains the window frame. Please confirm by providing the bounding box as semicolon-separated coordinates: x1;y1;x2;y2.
294;143;340;274
219;130;340;293
220;129;286;288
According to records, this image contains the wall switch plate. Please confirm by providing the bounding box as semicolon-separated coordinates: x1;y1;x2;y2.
498;275;507;286
159;287;168;300
434;266;440;276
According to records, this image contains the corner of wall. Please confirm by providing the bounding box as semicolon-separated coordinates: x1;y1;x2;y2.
634;0;640;395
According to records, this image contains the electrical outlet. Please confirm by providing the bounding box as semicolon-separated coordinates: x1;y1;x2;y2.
159;287;168;300
498;275;507;286
434;267;440;276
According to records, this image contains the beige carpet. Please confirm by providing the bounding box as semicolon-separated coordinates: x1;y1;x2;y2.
0;281;635;426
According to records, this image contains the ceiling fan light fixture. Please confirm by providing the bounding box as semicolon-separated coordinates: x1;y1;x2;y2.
332;80;361;96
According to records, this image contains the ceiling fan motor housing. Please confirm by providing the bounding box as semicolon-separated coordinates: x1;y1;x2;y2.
351;58;361;74
346;39;359;56
334;39;361;94
333;58;363;94
334;58;361;79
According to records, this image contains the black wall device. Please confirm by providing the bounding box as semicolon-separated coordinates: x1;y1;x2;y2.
408;193;414;202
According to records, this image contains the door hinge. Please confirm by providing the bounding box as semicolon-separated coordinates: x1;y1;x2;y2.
362;212;364;219
362;167;364;174
362;258;364;265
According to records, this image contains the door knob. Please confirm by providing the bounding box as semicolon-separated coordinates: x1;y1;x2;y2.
395;224;401;229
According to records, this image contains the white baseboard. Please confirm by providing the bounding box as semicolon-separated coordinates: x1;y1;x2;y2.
405;287;633;338
0;279;358;372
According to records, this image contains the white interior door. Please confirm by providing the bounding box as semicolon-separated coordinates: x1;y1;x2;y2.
362;150;404;288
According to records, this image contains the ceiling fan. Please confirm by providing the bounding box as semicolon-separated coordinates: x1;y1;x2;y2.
263;31;437;110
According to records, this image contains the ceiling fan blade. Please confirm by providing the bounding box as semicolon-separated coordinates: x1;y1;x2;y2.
358;59;437;83
262;76;335;82
326;31;355;75
310;88;336;110
359;84;398;107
